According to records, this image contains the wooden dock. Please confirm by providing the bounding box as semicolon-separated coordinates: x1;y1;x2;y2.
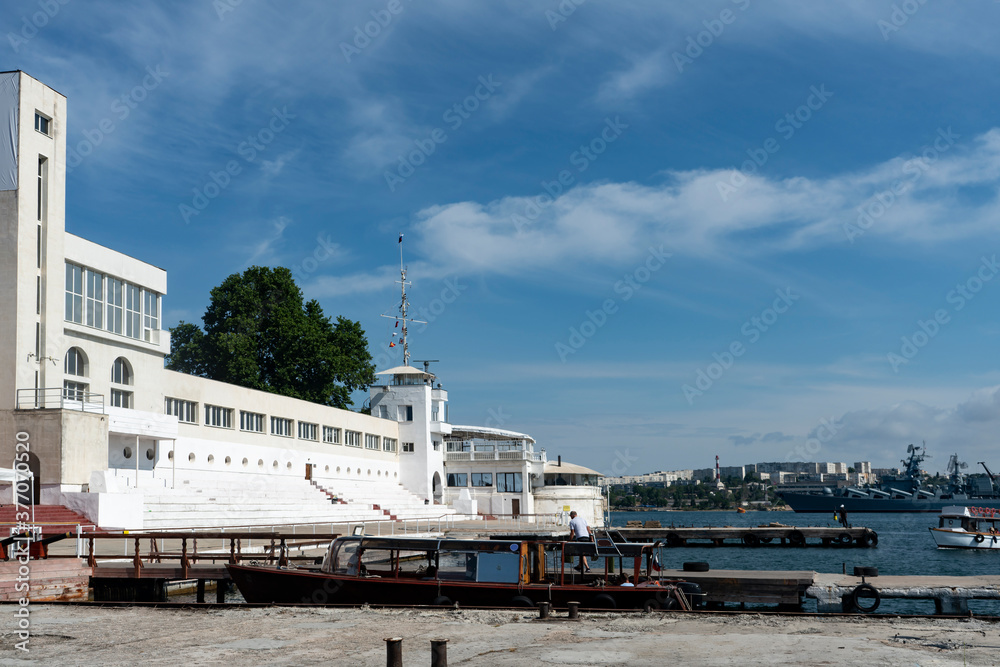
614;524;878;548
657;568;815;609
809;573;1000;614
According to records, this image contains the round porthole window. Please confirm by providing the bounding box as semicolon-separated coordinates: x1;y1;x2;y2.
123;447;132;459
188;453;196;463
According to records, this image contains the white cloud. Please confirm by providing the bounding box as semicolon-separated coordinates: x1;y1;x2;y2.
597;50;673;104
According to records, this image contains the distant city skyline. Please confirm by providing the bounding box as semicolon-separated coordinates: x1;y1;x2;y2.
8;1;1000;473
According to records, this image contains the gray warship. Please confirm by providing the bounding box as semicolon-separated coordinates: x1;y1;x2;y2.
777;445;1000;513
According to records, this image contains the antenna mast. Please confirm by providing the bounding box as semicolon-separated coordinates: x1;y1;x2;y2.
382;234;426;367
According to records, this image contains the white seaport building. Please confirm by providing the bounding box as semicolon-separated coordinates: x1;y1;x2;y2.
0;71;604;531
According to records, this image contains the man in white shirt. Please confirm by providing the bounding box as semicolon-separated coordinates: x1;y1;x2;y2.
568;511;593;572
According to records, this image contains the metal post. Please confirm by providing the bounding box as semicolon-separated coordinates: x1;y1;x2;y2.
196;579;205;603
216;580;227;603
538;602;550;619
385;637;403;667
567;601;580;619
430;639;448;667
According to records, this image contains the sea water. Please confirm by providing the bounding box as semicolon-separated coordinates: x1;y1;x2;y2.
611;510;1000;614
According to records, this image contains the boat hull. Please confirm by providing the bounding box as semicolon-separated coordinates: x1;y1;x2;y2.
779;493;1000;514
929;528;1000;549
226;564;686;609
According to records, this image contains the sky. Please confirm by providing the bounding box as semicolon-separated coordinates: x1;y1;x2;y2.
8;0;1000;476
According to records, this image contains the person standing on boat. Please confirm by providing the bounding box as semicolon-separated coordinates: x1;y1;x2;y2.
568;511;593;572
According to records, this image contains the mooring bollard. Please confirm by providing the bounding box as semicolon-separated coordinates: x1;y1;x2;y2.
538;602;550;619
567;601;580;619
431;638;448;667
385;637;402;667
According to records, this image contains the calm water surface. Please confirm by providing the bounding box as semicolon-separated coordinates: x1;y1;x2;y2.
611;510;1000;613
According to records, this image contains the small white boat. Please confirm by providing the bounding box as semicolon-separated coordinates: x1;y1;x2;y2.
929;505;1000;549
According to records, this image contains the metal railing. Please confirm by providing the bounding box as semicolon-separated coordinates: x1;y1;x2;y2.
16;388;105;413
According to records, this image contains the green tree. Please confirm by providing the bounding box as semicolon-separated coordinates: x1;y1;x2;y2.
166;266;375;409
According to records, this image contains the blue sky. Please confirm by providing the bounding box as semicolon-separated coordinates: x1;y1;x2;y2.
10;0;1000;475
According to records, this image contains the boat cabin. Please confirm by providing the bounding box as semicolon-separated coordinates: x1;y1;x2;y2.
320;535;665;587
938;506;1000;532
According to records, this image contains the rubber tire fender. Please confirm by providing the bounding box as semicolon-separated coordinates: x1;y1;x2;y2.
788;530;806;546
836;532;852;545
431;595;452;607
642;598;661;612
975;533;985;543
682;561;710;572
593;593;617;609
850;583;880;613
868;531;878;547
742;533;760;547
665;532;682;548
511;595;535;608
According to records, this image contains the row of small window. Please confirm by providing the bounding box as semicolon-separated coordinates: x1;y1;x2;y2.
65;263;160;342
446;472;523;492
164;398;398;452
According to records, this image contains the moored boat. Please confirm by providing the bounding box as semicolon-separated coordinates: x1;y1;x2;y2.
227;535;702;610
929;506;1000;549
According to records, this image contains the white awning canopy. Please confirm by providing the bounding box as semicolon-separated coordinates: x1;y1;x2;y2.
544;461;602;477
376;365;435;379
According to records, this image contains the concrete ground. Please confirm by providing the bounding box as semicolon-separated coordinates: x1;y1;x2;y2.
2;605;999;666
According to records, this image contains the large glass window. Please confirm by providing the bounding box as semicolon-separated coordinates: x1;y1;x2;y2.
85;270;104;328
125;284;142;339
447;473;468;487
110;389;132;408
64;347;86;377
496;473;523;493
65;264;83;323
106;277;123;334
471;473;493;487
143;290;159;341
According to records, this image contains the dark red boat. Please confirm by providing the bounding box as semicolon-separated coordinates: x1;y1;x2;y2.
226;535;702;611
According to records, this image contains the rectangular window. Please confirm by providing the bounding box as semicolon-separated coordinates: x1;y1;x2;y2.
143;290;159;341
271;416;293;437
85;269;104;329
496;472;523;493
402;442;414;453
110;389;133;409
63;380;88;402
383;437;397;453
378;405;389;419
431;406;439;421
298;422;318;441
64;263;83;323
323;426;341;444
447;473;468;488
397;405;413;422
240;410;264;432
345;430;361;447
125;284;142;339
205;404;233;428
165;398;197;423
471;473;493;487
35;112;50;136
106;277;123;334
365;433;380;450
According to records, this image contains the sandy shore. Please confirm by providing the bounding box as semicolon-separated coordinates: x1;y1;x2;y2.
3;605;999;666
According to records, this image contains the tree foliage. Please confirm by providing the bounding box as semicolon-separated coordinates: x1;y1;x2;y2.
166;266;376;409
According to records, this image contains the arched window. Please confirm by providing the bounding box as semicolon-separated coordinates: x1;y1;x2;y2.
64;347;87;376
111;357;132;385
63;347;89;401
110;357;134;409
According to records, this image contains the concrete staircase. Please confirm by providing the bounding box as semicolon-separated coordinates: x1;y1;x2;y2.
0;505;98;534
137;476;456;530
315;479;458;521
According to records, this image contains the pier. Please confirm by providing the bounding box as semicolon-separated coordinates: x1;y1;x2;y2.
615;523;878;548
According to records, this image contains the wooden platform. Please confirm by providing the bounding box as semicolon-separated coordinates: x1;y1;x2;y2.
658;568;816;608
614;525;877;548
809;573;1000;614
